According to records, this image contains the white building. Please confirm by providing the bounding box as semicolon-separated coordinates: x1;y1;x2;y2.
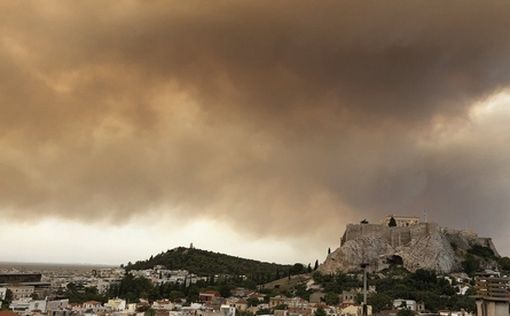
340;305;372;316
85;279;111;294
82;300;103;312
0;287;7;301
152;299;175;311
46;298;69;312
456;285;471;295
9;297;69;314
106;298;127;311
438;311;473;316
29;299;48;313
393;299;424;311
9;298;31;312
7;285;34;300
220;305;236;316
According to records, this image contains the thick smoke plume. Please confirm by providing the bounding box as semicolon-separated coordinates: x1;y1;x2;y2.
1;1;510;250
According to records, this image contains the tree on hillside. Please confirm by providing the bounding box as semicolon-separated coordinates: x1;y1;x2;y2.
397;310;415;316
462;254;480;275
314;260;319;270
499;257;510;271
328;248;331;255
314;308;327;316
168;290;185;301
247;297;260;307
324;292;340;306
290;263;305;275
307;264;312;273
115;274;154;303
448;294;476;312
256;309;272;315
366;293;392;312
219;284;232;298
388;216;397;227
274;304;288;310
468;245;496;259
295;283;311;300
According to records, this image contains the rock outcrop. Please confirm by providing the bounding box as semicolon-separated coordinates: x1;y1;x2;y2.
319;222;499;274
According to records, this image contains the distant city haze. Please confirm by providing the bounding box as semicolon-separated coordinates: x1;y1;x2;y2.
1;1;510;264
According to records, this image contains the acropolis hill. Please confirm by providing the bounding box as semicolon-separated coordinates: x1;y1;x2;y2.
319;215;500;274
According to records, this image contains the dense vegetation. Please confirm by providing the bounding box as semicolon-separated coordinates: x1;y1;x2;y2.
312;272;361;293
112;273;322;306
312;269;475;313
58;283;109;304
110;274;180;303
126;247;294;284
62;273;252;304
498;256;510;271
369;268;475;312
460;244;510;275
467;245;497;259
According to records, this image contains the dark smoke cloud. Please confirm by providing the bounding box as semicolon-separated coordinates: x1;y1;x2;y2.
1;1;510;251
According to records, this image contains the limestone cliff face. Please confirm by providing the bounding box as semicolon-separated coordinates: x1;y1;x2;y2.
319;222;498;274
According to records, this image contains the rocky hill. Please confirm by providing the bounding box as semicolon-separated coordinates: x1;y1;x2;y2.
319;221;501;274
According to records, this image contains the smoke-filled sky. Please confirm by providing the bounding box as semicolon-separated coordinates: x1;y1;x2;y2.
1;1;510;265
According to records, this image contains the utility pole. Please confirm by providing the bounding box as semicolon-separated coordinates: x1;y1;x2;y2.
360;262;369;316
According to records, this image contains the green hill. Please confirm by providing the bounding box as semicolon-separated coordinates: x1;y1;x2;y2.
126;247;293;282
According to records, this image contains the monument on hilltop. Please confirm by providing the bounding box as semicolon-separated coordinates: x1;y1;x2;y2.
320;214;500;274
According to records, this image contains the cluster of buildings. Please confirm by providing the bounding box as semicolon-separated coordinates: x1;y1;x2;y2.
0;272;376;316
0;273;51;301
2;297;134;316
186;288;370;316
190;286;431;316
2;245;510;316
473;271;510;316
128;267;208;286
0;268;125;316
45;268;126;295
0;267;483;316
8;297;70;315
0;267;125;299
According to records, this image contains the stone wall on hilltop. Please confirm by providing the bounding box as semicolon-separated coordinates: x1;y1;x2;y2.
319;222;499;274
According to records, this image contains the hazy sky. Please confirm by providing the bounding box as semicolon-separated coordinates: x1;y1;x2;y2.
1;1;510;265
